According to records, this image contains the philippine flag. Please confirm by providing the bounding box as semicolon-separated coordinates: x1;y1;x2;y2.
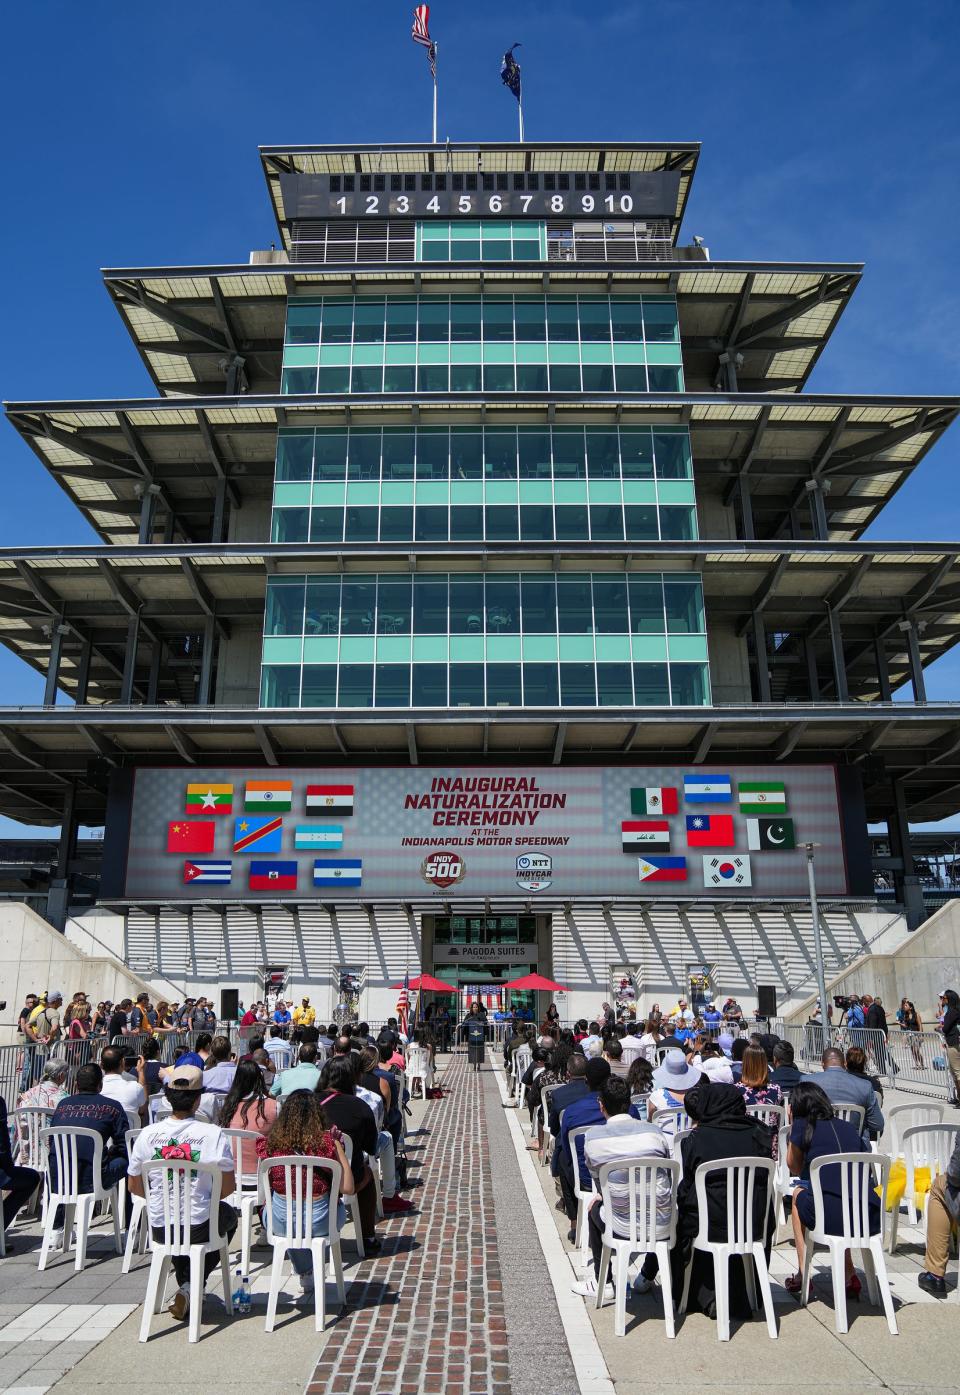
684;774;732;803
702;855;752;888
685;814;735;848
637;856;687;884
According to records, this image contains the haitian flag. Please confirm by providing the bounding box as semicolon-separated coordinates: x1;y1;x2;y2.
233;815;283;854
637;856;687;884
630;786;679;816
249;860;297;891
167;820;215;854
621;820;671;852
685;813;735;848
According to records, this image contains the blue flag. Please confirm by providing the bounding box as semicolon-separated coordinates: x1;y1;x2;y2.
501;44;521;101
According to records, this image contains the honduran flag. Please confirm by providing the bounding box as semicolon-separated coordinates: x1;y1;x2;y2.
621;820;671;853
294;825;344;850
637;856;687;884
313;858;362;886
183;859;232;885
630;786;679;817
306;784;354;816
683;774;732;803
249;860;297;891
685;813;735;849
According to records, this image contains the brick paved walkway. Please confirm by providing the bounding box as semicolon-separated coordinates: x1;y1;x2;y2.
308;1054;511;1395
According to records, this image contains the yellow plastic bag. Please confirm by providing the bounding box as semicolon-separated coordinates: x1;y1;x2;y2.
880;1159;906;1211
913;1165;933;1206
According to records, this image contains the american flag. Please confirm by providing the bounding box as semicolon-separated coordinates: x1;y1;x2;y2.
397;971;410;1035
411;5;437;79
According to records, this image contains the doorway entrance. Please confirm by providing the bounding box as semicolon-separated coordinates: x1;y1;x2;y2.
429;912;547;1020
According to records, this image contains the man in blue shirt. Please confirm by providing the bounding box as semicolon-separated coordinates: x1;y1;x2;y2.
49;1062;128;1245
802;1046;884;1141
272;999;292;1028
703;1002;722;1027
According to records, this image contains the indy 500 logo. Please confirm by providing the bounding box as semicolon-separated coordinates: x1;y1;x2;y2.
420;850;466;890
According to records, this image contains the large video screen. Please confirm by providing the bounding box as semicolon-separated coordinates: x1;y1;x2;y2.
115;763;850;901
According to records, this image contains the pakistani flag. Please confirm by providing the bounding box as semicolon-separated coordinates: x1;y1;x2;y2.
738;781;786;816
746;817;796;852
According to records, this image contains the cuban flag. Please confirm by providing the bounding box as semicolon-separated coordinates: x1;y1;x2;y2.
685;814;735;849
684;774;732;804
313;858;362;886
183;859;232;885
703;855;752;888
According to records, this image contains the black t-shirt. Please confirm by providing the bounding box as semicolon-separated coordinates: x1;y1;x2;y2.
107;1011;127;1041
18;1007;34;1037
317;1090;378;1182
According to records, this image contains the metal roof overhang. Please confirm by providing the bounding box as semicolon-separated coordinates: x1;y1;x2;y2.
259;142;700;245
5;392;954;548
0;540;959;709
100;260;861;399
1;701;960;828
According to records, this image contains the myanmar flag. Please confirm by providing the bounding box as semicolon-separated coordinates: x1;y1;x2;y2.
167;820;215;854
245;780;292;812
185;783;233;815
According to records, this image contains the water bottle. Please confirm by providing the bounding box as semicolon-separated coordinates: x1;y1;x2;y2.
232;1267;245;1313
240;1273;252;1314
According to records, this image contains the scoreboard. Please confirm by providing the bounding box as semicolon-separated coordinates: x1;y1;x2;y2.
280;171;681;222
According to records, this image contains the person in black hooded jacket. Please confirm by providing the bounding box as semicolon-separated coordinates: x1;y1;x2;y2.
635;1080;774;1317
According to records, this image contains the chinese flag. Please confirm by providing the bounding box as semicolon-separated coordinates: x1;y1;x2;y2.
166;820;215;854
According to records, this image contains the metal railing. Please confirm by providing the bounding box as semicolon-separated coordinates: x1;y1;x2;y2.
780;1024;953;1097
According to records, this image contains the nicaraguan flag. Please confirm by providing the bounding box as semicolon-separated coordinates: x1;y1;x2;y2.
684;774;732;803
295;825;344;850
313;858;362;886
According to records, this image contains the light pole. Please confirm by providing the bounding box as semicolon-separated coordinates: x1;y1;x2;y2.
803;841;830;1054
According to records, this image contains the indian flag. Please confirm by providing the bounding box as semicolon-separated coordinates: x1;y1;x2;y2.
245;780;293;812
738;781;787;816
185;783;233;815
306;784;354;815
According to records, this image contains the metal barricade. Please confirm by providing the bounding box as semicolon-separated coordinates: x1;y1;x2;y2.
781;1023;951;1097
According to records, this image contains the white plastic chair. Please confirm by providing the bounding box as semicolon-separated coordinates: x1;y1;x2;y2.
223;1128;264;1274
771;1125;794;1245
540;1084;562;1167
594;1156;680;1338
888;1123;960;1253
567;1126;596;1262
339;1137;365;1258
38;1126;123;1271
800;1151;897;1335
652;1106;695;1141
887;1102;945;1159
11;1105;54;1217
406;1045;433;1099
832;1104;866;1134
679;1156;778;1342
746;1103;786;1133
119;1127;149;1271
258;1156;346;1332
512;1047;532;1105
138;1159;234;1343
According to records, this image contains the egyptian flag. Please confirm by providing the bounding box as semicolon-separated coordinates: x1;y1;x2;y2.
621;820;671;853
306;784;354;815
167;821;215;854
631;786;679;817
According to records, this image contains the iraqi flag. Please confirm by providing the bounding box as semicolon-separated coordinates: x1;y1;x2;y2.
233;815;283;854
185;783;233;815
621;820;671;853
294;825;343;850
313;858;362;886
738;781;786;816
306;784;354;816
637;856;687;884
245;780;292;812
167;820;215;854
703;855;752;888
684;774;732;803
746;817;796;851
249;860;297;891
631;786;679;817
183;859;232;885
685;813;735;849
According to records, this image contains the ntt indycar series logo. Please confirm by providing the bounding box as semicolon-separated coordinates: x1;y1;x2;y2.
516;853;552;892
420;849;466;890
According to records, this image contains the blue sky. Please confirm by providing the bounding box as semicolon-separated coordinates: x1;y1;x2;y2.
0;0;958;834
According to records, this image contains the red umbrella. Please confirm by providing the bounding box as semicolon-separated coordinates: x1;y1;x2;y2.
390;973;454;993
501;972;568;992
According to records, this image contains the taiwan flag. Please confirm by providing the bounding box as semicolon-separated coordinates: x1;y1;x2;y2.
249;860;298;891
167;820;215;854
685;813;735;848
631;786;679;817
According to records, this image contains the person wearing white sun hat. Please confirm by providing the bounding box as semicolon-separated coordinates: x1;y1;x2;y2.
647;1049;702;1119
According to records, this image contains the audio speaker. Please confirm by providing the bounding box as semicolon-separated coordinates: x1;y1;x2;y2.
757;985;777;1018
221;988;240;1021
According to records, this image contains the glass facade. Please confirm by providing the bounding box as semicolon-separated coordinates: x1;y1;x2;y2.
271;425;697;545
260;572;710;710
281;295;684;395
416;220;546;261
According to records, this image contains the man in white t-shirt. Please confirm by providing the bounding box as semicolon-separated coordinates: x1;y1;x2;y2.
99;1045;147;1122
127;1064;237;1322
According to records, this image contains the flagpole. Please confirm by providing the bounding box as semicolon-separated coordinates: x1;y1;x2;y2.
432;41;438;145
517;96;524;142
